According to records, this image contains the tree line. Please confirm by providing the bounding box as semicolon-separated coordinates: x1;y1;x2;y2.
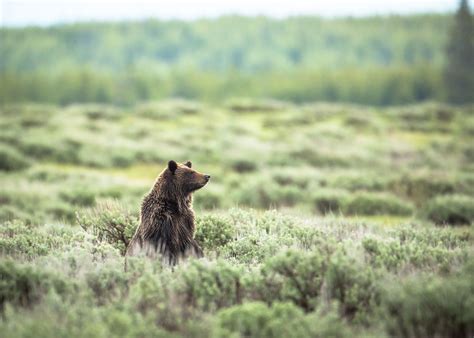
0;11;471;105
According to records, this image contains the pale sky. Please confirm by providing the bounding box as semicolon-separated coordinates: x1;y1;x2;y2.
0;0;463;27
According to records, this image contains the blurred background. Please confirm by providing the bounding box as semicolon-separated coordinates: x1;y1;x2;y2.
1;0;472;105
0;0;473;224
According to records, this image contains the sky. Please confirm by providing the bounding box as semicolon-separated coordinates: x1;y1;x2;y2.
0;0;463;27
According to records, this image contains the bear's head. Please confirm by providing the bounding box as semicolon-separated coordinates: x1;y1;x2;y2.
165;160;210;194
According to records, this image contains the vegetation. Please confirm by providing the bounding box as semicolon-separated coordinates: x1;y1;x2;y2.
0;14;459;105
444;0;474;104
0;101;473;337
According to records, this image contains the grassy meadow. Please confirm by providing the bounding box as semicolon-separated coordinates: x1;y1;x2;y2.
1;100;473;337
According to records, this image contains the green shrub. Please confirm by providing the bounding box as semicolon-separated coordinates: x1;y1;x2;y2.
390;173;461;205
215;302;351;338
85;266;128;306
233;177;303;208
0;144;30;171
19;137;81;164
229;158;258;173
343;192;413;216
421;195;474;225
0;260;74;310
177;260;244;311
76;201;138;255
270;167;323;189
0;187;55;224
311;189;349;215
193;186;223;210
362;231;468;272
324;253;380;323
382;266;474;338
111;150;137;168
255;249;328;311
47;202;77;222
0;295;187;338
289;146;353;168
327;172;389;191
60;188;96;207
0;205;33;224
226;99;286;113
195;214;235;252
222;233;287;264
0;221;79;258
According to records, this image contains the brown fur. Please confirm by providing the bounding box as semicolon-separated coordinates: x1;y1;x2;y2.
125;160;210;266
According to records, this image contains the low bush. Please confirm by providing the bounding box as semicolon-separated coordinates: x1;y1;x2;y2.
309;189;415;216
76;201;138;255
255;249;328;311
362;231;468;272
176;260;244;311
226;99;286;113
60;188;96;207
324;253;380;323
311;189;349;215
0;221;79;258
382;265;474;338
18;137;81;164
233;177;303;208
229;158;258;173
343;192;413;216
222;233;288;264
85;266;129;306
193;186;223;210
389;172;461;205
0;144;30;171
195;214;235;252
421;194;474;225
327;172;389;192
0;260;74;310
215;302;351;338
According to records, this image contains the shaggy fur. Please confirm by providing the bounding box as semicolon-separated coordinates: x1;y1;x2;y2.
126;160;210;266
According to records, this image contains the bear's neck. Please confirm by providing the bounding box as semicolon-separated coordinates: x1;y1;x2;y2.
151;181;192;213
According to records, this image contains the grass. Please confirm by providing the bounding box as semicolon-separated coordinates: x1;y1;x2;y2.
0;101;473;337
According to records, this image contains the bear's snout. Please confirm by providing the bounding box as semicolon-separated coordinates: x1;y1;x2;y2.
204;175;211;181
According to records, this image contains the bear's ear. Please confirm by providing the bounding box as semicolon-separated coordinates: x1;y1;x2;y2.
168;160;178;174
184;161;192;168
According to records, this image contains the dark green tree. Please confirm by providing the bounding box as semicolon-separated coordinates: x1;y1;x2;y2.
444;0;474;103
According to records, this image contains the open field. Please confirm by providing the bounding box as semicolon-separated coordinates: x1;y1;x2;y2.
1;101;473;337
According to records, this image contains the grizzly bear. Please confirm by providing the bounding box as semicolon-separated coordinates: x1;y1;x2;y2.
125;160;210;266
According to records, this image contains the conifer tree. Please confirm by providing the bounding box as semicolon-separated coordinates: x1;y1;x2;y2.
444;0;474;103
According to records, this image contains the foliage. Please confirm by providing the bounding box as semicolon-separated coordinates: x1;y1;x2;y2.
0;221;80;258
382;261;474;338
444;0;474;104
0;101;473;337
195;214;236;251
0;144;30;172
0;208;472;337
0;260;75;310
324;253;380;323
312;189;349;215
342;192;414;216
215;302;352;338
0;15;456;105
76;201;139;255
421;194;474;225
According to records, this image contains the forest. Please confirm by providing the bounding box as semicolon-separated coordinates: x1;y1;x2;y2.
1;15;451;105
